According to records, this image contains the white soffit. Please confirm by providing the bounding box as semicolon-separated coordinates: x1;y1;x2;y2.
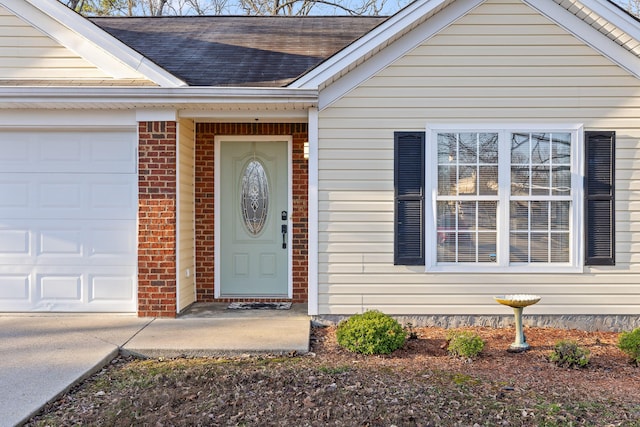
0;0;186;87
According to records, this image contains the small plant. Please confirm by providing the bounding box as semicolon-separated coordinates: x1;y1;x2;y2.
549;340;590;368
336;310;406;355
405;322;419;340
618;328;640;366
446;330;485;359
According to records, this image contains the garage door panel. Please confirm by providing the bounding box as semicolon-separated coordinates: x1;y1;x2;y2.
90;275;135;301
0;174;136;220
0;220;136;266
39;228;82;256
0;130;136;173
39;275;82;301
0;267;136;312
89;224;136;259
0;229;29;254
0;275;29;299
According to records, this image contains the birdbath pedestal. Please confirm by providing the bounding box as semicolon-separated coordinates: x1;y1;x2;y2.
494;295;541;352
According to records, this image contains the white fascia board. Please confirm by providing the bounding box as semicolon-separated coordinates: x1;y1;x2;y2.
136;109;178;122
1;0;186;87
318;0;484;110
0;86;318;106
523;0;640;79
181;110;309;122
289;0;452;89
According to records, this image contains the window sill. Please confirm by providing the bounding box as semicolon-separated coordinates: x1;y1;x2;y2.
425;263;583;274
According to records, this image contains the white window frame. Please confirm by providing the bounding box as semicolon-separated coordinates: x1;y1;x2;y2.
425;123;584;273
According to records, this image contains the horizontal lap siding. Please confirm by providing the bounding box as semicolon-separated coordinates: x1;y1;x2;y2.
317;0;640;315
0;6;115;80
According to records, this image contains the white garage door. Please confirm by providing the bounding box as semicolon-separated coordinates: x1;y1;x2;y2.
0;129;137;312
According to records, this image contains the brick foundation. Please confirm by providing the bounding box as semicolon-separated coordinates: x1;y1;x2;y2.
137;121;178;317
195;123;309;303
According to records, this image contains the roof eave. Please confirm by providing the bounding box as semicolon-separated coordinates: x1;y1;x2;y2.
0;86;318;109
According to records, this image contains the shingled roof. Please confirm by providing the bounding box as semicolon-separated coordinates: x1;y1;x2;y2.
90;16;386;87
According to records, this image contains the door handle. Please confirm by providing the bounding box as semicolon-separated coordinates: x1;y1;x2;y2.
281;224;287;249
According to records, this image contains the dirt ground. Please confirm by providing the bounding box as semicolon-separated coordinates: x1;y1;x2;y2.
28;325;640;426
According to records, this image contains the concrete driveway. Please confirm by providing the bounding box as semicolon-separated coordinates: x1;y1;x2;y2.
0;305;310;426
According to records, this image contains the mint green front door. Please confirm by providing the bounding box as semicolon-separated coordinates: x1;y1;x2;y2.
220;140;289;297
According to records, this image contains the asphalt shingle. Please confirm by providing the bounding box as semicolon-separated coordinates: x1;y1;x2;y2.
90;16;386;87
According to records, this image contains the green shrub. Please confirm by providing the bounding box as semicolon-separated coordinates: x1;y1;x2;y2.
549;340;590;368
618;328;640;366
336;310;406;355
447;331;485;359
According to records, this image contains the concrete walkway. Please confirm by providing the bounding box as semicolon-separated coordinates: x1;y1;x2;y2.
0;304;310;427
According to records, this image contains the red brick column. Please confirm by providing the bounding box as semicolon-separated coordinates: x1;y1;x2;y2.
138;121;177;317
195;123;308;303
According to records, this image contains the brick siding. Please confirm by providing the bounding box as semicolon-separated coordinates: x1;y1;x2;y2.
138;121;178;317
195;123;309;303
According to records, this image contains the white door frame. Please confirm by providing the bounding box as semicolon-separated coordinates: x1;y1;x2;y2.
214;135;293;299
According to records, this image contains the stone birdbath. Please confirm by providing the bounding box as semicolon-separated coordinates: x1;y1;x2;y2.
494;294;541;352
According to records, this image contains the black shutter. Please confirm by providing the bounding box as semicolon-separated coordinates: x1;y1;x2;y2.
394;131;425;265
584;131;615;265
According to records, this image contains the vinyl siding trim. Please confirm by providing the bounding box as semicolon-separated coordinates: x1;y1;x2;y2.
177;118;196;313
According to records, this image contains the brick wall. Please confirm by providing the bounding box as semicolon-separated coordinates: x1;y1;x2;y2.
195;123;309;303
138;121;178;317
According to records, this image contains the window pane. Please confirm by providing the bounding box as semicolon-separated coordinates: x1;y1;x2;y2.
437;233;456;262
552;165;571;196
530;234;549;263
458;233;476;262
478;232;497;263
510;201;529;230
510;233;528;262
551;233;570;262
438;165;456;196
531;165;550;195
479;165;498;195
552;133;571;164
478;201;497;230
511;166;529;196
531;133;551;164
458;166;476;195
437;201;457;229
459;133;477;163
550;201;570;231
458;201;476;230
530;201;548;230
479;133;499;163
511;133;530;163
438;133;457;163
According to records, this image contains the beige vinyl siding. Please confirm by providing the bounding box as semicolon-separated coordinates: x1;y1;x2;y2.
317;0;640;315
0;6;118;81
177;119;196;312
